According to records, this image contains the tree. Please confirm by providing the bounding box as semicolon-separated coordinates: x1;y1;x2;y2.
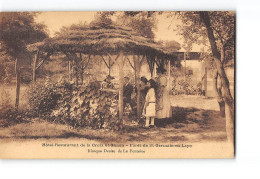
117;11;157;39
173;11;235;145
0;12;48;110
199;12;234;146
116;11;163;78
0;12;48;58
89;11;115;27
162;40;181;52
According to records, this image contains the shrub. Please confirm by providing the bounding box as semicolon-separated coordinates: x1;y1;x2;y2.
0;88;12;111
50;81;120;130
27;79;120;130
171;79;203;96
27;78;75;117
0;89;28;127
0;63;15;84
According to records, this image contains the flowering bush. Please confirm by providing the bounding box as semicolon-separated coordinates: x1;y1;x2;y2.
172;79;203;96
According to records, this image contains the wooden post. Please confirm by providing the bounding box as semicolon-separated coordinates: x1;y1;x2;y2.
168;59;171;87
108;56;111;76
118;51;124;121
75;55;79;86
15;58;21;111
134;64;137;87
184;52;186;81
68;61;72;81
79;53;84;84
153;62;157;78
204;66;208;97
134;55;141;120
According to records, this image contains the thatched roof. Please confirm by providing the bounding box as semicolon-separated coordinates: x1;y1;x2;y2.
27;23;176;58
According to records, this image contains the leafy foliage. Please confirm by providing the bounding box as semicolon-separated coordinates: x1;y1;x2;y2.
157;40;181;52
27;79;120;130
170;65;203;96
171;79;203;96
27;78;71;117
0;12;48;58
0;56;15;84
0;89;29;127
174;11;235;64
117;11;157;39
89;12;115;27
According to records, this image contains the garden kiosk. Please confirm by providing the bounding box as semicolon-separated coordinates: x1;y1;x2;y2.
27;22;176;122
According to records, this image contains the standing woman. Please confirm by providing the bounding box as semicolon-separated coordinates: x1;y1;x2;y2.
143;79;157;128
156;67;172;119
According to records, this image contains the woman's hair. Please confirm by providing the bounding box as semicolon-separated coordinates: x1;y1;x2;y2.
149;79;157;89
157;66;167;74
140;76;148;84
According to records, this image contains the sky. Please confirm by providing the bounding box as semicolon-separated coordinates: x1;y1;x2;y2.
35;12;202;51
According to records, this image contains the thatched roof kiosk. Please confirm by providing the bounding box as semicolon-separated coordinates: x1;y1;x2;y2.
27;22;176;79
27;22;177;121
28;22;176;55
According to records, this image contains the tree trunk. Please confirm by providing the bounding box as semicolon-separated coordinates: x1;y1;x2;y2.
15;58;21;111
200;12;234;146
32;51;38;82
213;71;225;117
219;101;225;117
225;102;234;149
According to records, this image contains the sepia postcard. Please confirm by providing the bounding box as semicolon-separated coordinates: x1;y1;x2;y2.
0;11;235;159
